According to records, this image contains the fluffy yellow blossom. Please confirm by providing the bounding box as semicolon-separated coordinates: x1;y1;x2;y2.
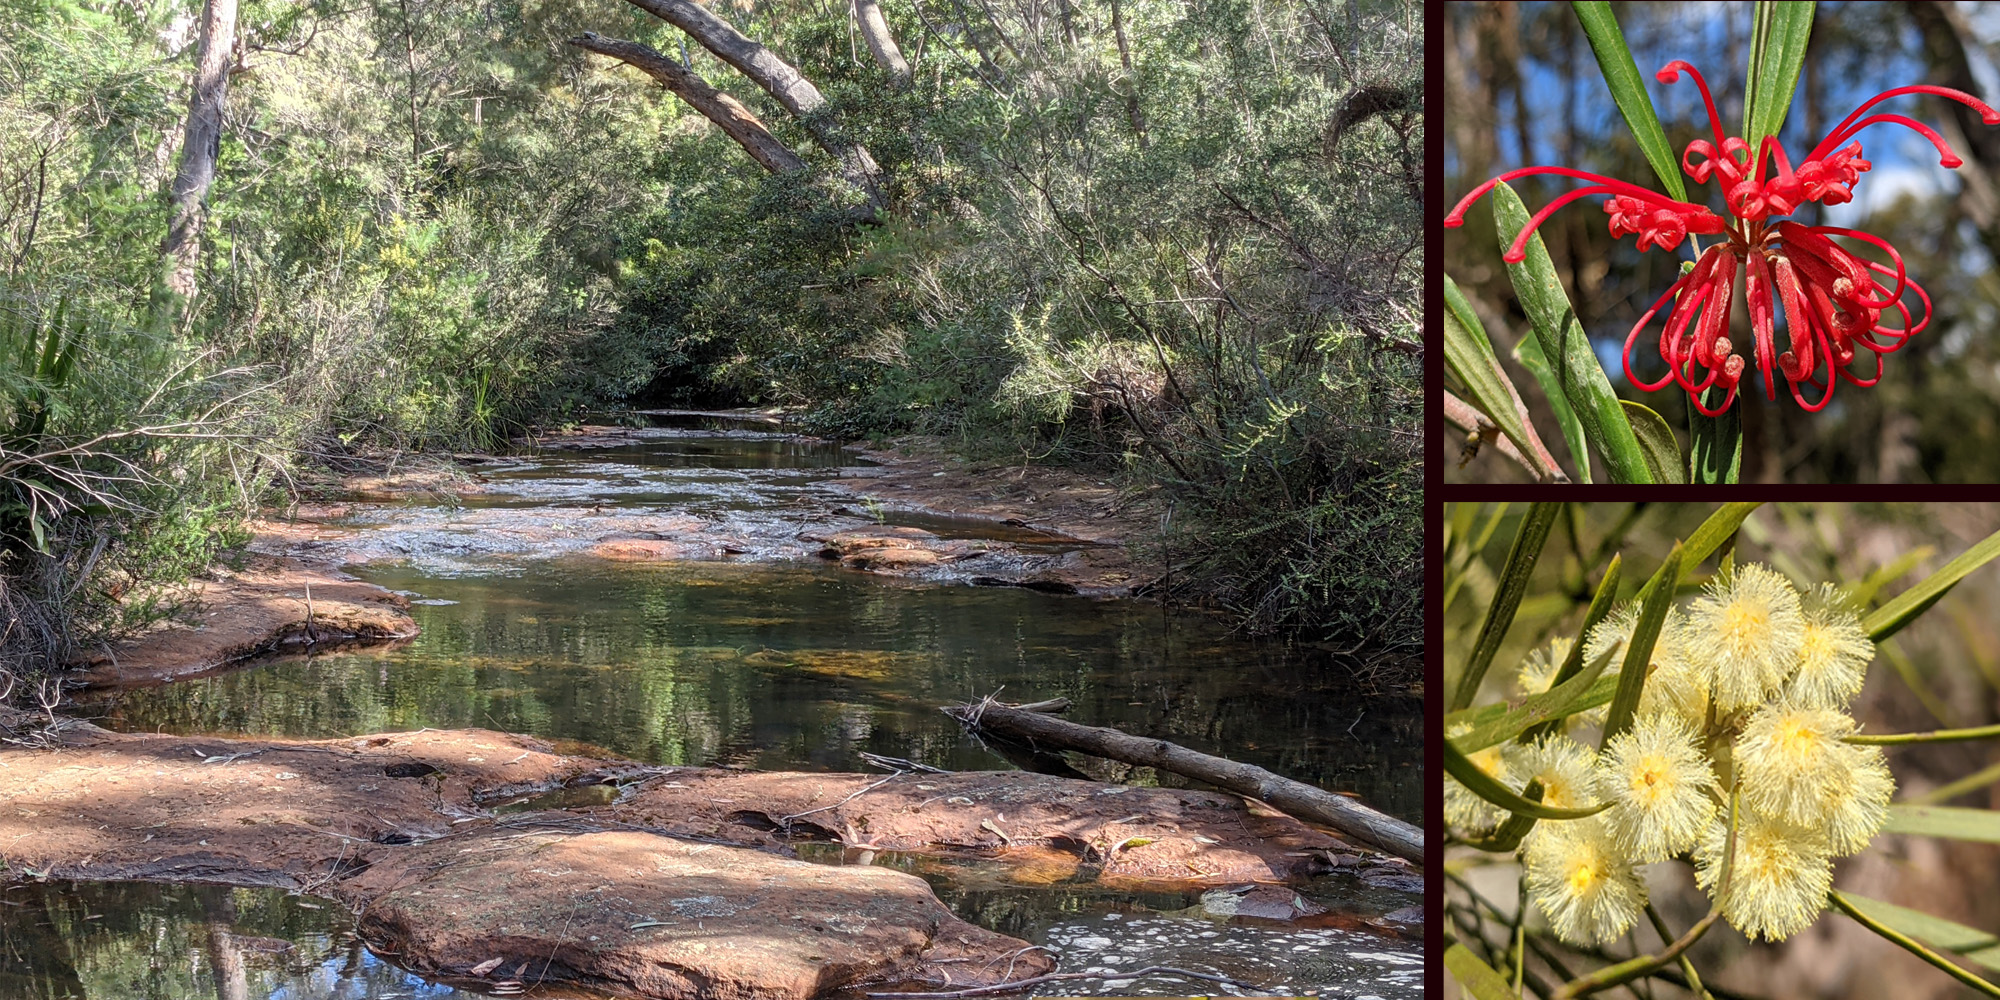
1524;816;1647;946
1735;702;1861;828
1685;564;1807;713
1824;743;1894;856
1517;636;1575;698
1445;721;1510;834
1518;636;1606;733
1509;733;1600;813
1582;604;1642;669
1596;714;1718;862
1582;606;1711;729
1695;809;1833;942
1785;583;1874;710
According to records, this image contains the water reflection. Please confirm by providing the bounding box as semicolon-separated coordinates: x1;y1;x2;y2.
1;872;1417;1000
75;559;1419;821
0;882;480;1000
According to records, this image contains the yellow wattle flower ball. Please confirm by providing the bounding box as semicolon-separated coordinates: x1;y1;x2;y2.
1685;563;1807;713
1786;583;1875;710
1735;701;1861;828
1824;743;1894;856
1517;636;1575;697
1694;809;1833;942
1518;636;1606;733
1582;605;1711;729
1508;734;1600;851
1596;714;1718;862
1582;603;1669;670
1524;816;1648;947
1445;721;1510;834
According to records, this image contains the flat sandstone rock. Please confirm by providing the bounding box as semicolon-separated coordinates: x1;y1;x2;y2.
79;557;416;687
595;768;1350;885
0;719;1044;997
355;830;1040;1000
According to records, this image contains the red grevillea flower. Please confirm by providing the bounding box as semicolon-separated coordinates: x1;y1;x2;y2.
1446;61;2000;413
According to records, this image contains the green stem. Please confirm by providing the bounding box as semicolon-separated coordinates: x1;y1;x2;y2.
1908;760;2000;805
1553;909;1720;999
1831;890;2000;997
1848;723;2000;746
1644;904;1711;1000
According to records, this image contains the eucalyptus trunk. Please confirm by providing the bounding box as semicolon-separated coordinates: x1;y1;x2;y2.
160;0;237;305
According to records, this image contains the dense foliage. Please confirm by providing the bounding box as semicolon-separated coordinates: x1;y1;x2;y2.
0;0;1421;664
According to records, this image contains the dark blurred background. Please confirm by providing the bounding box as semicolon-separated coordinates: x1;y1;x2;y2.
1444;1;2000;484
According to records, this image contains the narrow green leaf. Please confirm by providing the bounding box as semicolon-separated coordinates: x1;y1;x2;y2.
1458;779;1545;852
1909;761;2000;806
1445;740;1610;820
1491;183;1653;484
1883;637;1954;727
1884;804;2000;844
1444;271;1496;354
1835;892;2000;972
1682;502;1762;572
1743;1;1817;153
1687;377;1743;483
1515;328;1590;482
1443;501;1512;617
1832;891;2000;996
1602;543;1683;744
1446;943;1522;1000
1445;274;1559;480
1552;554;1624;691
1570;1;1688;201
1451;502;1562;711
1522;554;1624;744
1866;528;2000;641
1451;645;1621;754
1620;400;1684;485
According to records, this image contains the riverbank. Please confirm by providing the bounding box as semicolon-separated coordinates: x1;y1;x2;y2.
76;556;418;688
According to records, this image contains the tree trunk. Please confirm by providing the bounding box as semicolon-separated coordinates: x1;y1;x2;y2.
202;890;250;1000
623;0;883;205
851;0;911;88
945;699;1424;863
1107;0;1148;148
570;33;808;174
160;0;237;304
1910;1;2000;263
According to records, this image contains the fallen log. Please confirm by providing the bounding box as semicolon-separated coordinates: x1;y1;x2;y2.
944;697;1423;864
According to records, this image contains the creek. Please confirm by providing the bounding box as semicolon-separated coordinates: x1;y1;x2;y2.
8;414;1421;1000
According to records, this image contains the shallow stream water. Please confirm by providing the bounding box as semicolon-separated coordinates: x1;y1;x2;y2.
10;414;1422;1000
